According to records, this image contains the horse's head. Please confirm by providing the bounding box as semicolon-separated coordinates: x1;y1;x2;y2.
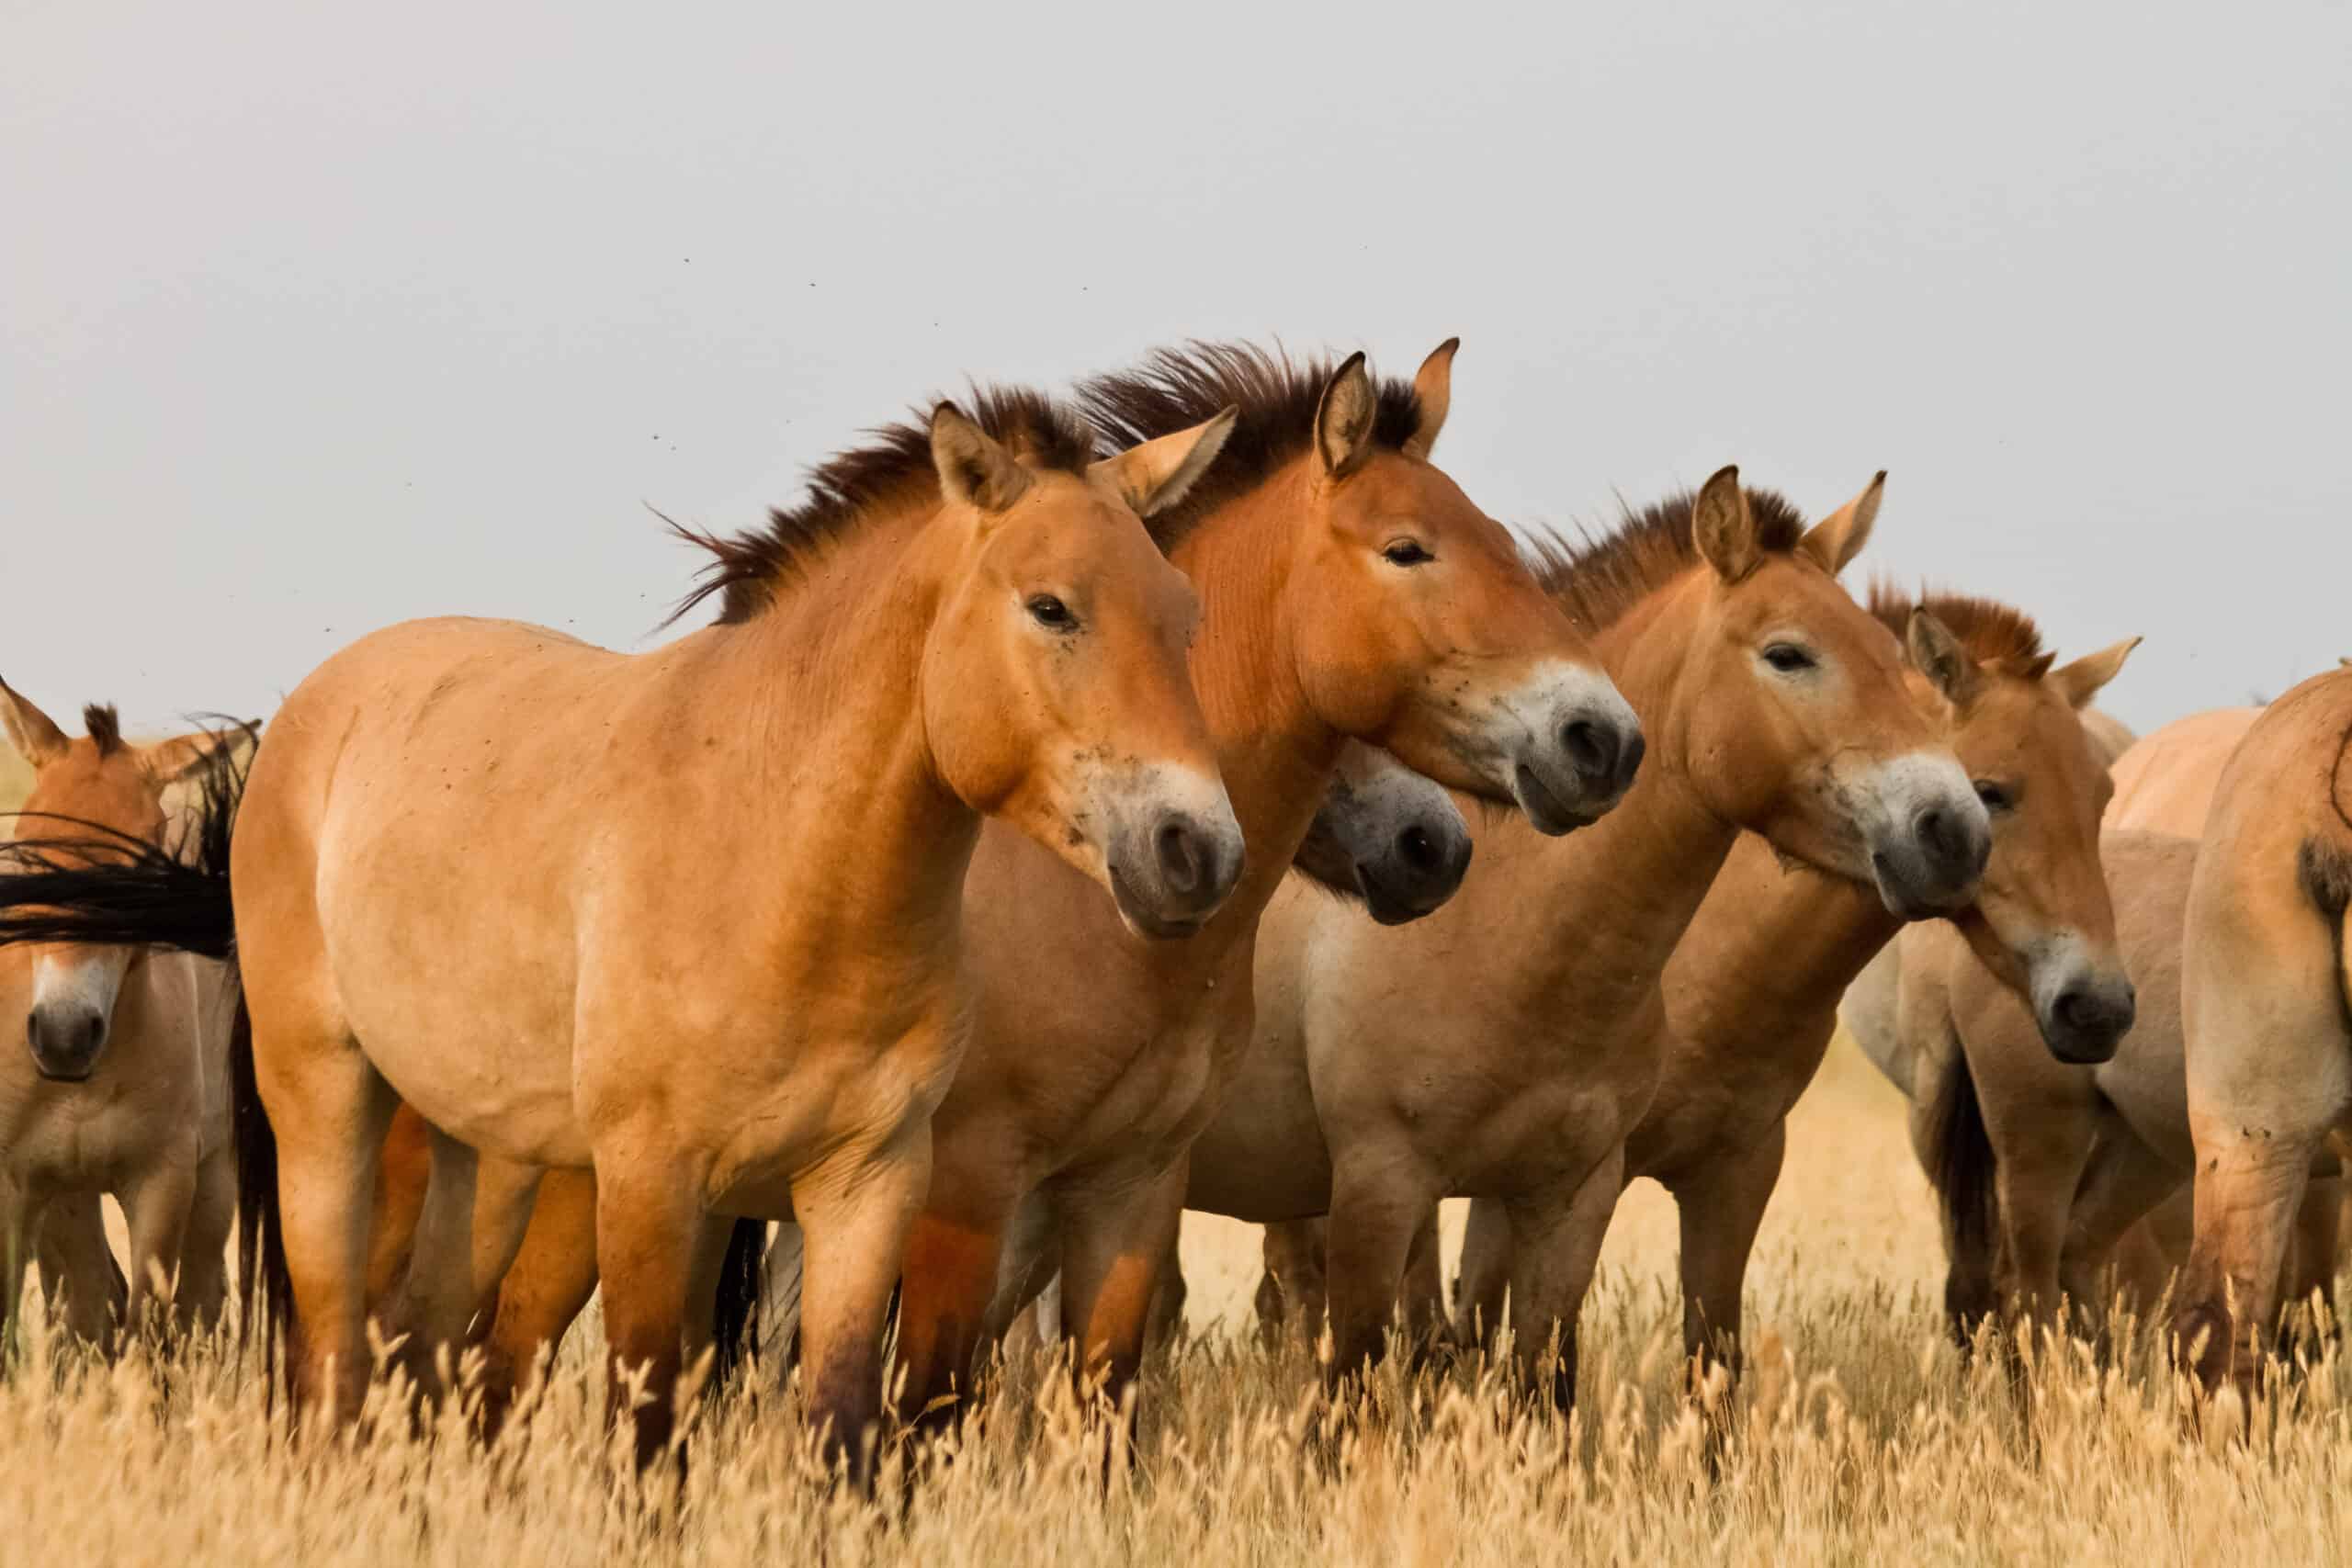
1290;743;1471;925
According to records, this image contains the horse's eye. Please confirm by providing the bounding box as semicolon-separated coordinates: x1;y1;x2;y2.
1762;643;1815;673
1026;594;1076;631
1974;779;2017;813
1382;540;1434;567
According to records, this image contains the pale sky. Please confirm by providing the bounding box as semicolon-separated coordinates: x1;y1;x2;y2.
6;1;2346;738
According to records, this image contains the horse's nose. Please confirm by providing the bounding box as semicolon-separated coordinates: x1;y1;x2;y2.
1915;801;1991;886
27;1003;108;1082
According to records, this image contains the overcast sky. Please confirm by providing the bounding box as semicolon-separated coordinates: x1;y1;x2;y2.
6;1;2345;739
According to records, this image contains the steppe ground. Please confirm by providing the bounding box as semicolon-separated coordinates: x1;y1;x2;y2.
7;1031;2351;1566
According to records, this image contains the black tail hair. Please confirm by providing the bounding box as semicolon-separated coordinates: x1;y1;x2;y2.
708;1219;767;1388
229;989;290;1383
1925;1042;1998;1346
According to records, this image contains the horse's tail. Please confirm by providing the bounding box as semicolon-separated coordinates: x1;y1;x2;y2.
708;1219;766;1388
1925;1039;1998;1347
228;987;289;1382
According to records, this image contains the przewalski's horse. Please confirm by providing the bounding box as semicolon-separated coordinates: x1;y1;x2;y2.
2173;667;2352;1397
446;343;1641;1437
1435;590;2137;1375
0;685;243;1345
0;390;1245;1478
1186;468;1987;1409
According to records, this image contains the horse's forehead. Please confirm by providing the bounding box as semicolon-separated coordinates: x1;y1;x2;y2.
1345;457;1490;536
1731;558;1884;651
23;747;155;827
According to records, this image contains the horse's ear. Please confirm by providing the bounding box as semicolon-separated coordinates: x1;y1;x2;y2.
1314;352;1378;481
1400;338;1459;461
1690;466;1758;583
0;679;70;769
1798;470;1886;577
2048;636;2142;710
1091;406;1237;520
139;730;232;784
931;403;1034;514
1906;608;1984;710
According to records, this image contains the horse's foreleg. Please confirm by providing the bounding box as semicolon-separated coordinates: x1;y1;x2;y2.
892;1192;1012;1438
1669;1122;1784;1385
592;1158;703;1473
795;1124;930;1489
1052;1167;1186;1428
1503;1143;1624;1418
1322;1147;1439;1399
175;1143;237;1335
2059;1129;2181;1327
1398;1207;1448;1358
1255;1217;1329;1350
1450;1197;1511;1352
364;1105;434;1315
33;1190;124;1348
118;1156;199;1343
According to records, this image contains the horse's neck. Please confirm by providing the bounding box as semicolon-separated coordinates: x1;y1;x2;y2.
657;513;980;977
1483;580;1744;1027
1164;483;1346;956
1672;839;1899;1047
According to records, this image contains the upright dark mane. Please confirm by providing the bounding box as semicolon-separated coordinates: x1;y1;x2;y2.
667;386;1098;626
1077;342;1424;550
81;705;122;758
1868;582;2048;673
1524;488;1811;634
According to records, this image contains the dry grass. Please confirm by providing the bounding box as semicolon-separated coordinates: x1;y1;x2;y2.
7;1036;2351;1566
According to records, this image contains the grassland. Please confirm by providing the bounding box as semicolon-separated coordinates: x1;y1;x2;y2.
4;1035;2348;1567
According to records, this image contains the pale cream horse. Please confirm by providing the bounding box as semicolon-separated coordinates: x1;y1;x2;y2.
0;686;239;1344
1185;469;1989;1405
2173;666;2352;1395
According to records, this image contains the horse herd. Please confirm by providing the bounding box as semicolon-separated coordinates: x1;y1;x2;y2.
1;340;2346;1491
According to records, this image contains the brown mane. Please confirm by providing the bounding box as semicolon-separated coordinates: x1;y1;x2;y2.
1868;582;2049;675
1524;487;1810;634
1077;342;1424;551
668;385;1098;626
81;705;122;758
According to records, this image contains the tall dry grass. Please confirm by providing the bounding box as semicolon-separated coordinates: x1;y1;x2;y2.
5;1037;2347;1566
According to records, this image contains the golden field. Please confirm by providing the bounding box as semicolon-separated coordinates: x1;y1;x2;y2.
5;1034;2349;1568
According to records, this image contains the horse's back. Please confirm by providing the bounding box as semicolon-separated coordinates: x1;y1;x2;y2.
2106;706;2263;838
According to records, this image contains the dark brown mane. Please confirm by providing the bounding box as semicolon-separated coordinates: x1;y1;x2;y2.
1868;582;2047;672
1524;487;1811;633
1076;342;1424;551
81;705;122;758
667;385;1098;626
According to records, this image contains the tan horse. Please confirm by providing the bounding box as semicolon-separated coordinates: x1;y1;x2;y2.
1433;591;2137;1372
1185;468;1988;1405
0;687;240;1344
442;344;1641;1432
2173;666;2352;1395
0;391;1246;1474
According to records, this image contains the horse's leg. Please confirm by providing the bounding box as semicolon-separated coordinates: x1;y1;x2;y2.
481;1168;601;1434
1255;1218;1329;1350
0;1178;36;1350
591;1156;703;1472
1322;1146;1439;1397
1503;1144;1624;1416
175;1143;237;1335
2058;1130;2181;1328
1052;1168;1186;1427
118;1155;199;1342
1450;1197;1511;1352
261;1036;398;1427
795;1124;931;1487
1992;1111;2101;1346
2280;1174;2343;1352
382;1124;489;1399
34;1191;125;1348
364;1104;433;1316
1398;1207;1447;1357
1143;1225;1188;1351
891;1180;1014;1438
1669;1122;1784;1387
678;1213;741;1386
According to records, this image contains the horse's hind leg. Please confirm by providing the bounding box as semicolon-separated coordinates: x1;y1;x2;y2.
34;1191;126;1348
260;1031;399;1427
2059;1129;2181;1332
481;1168;601;1430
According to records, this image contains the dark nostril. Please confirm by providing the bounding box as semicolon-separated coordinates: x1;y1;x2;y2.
1156;820;1206;896
1614;729;1645;792
1561;719;1617;785
1396;825;1440;874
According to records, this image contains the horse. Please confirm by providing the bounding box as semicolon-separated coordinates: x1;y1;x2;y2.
1183;467;1988;1409
0;685;243;1347
424;342;1641;1438
2172;665;2352;1396
1426;589;2137;1382
0;389;1245;1480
